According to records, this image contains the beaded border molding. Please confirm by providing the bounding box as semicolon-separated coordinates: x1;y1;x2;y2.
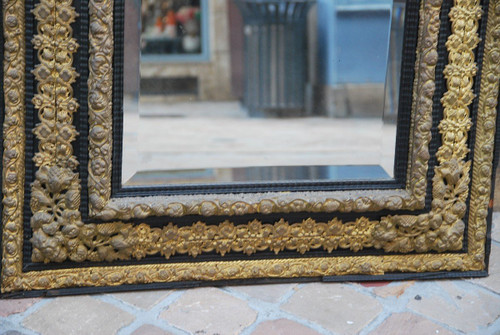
1;0;499;293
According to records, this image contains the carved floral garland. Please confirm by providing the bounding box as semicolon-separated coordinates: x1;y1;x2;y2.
30;0;83;262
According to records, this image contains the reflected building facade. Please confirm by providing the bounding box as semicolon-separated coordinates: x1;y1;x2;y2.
125;0;235;102
124;0;401;118
315;0;399;118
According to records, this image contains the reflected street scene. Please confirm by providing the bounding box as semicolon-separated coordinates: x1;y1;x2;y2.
122;0;405;186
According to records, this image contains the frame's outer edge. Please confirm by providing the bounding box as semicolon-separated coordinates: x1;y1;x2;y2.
467;0;500;268
1;0;498;293
1;0;26;292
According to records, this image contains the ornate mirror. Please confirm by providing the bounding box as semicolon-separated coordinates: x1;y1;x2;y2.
1;0;499;297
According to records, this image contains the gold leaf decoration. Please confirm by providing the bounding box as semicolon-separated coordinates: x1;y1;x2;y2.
88;0;113;215
373;0;483;253
466;0;500;269
1;0;497;293
29;0;480;263
86;1;447;220
33;217;380;262
1;0;26;289
30;0;84;263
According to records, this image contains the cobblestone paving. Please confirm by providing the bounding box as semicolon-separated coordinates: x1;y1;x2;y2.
1;213;499;335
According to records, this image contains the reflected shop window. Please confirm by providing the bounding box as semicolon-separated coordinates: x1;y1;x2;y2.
122;0;406;187
140;0;209;60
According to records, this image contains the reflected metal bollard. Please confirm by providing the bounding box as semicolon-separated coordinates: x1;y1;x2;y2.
233;0;315;117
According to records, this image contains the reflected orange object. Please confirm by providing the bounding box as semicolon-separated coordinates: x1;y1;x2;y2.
155;16;164;32
166;10;176;26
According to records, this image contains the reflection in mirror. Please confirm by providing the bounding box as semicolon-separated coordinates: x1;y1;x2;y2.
122;0;406;186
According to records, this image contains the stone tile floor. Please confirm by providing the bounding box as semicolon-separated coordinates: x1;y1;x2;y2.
0;212;498;335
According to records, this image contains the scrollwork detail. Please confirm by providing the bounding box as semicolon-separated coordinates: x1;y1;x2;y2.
1;0;495;294
1;0;26;289
88;0;113;216
29;0;481;262
373;0;483;253
86;0;448;220
466;0;500;268
406;0;442;202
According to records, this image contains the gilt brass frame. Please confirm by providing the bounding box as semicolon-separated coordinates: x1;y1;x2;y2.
1;0;499;295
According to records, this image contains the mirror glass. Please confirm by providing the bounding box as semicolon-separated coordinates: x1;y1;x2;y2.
122;0;406;186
